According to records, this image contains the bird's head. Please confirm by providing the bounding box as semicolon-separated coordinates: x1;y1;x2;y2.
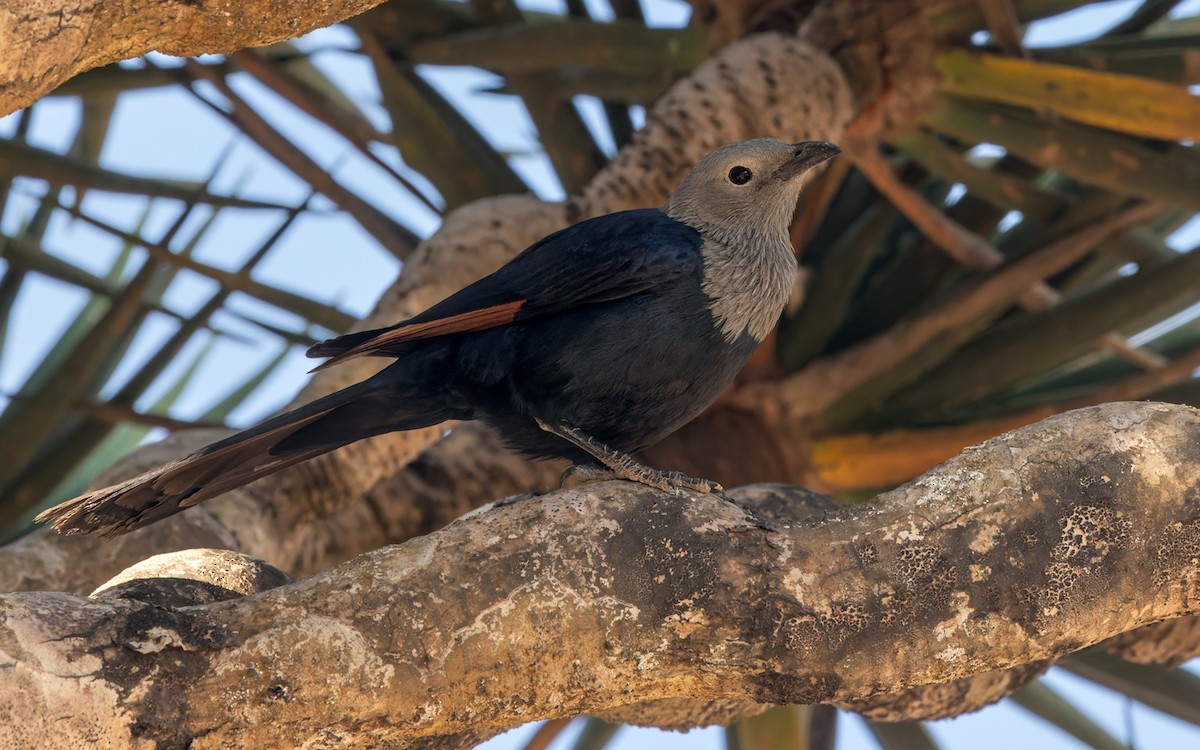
663;138;841;242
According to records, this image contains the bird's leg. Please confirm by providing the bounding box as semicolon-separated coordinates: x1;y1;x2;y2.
558;464;618;487
536;418;723;496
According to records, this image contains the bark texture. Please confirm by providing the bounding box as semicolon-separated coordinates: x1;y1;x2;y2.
3;402;1200;748
90;548;291;607
1102;617;1200;667
0;0;392;116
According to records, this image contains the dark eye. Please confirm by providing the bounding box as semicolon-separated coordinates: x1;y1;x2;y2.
728;166;753;185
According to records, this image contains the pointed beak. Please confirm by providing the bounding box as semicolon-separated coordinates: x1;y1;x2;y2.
776;141;842;181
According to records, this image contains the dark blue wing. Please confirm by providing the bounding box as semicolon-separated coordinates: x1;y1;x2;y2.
309;209;704;366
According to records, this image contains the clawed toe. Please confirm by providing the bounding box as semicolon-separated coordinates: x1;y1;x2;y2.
540;420;722;498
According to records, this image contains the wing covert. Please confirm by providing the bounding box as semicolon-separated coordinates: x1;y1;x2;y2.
309;209;704;370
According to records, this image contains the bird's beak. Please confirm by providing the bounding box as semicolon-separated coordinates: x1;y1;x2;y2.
776;141;842;181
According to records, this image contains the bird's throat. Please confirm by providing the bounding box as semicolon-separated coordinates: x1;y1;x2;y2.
700;235;797;342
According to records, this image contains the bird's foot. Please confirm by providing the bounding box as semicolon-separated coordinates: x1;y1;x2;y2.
538;418;723;497
559;464;617;487
625;466;723;496
562;462;723;497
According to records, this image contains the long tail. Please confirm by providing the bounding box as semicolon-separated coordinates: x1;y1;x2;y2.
36;379;439;537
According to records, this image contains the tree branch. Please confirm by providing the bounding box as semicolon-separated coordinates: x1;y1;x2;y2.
1;0;392;116
3;402;1199;747
848;143;1164;370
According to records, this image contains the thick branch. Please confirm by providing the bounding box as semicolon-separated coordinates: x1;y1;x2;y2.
3;402;1199;747
0;0;390;116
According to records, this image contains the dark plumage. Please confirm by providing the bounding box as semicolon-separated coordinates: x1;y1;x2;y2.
38;139;841;536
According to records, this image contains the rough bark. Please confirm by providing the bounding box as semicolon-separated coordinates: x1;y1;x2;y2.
3;402;1200;748
1101;616;1200;667
836;660;1051;721
0;0;393;116
90;548;291;608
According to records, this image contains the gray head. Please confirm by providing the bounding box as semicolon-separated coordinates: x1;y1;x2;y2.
663;138;841;242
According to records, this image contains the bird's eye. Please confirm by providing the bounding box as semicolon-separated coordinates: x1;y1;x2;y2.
728;166;753;185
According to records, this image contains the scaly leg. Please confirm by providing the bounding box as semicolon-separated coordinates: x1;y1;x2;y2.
558;464;618;488
536;418;723;495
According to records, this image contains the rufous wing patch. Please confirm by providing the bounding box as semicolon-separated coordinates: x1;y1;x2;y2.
311;299;526;371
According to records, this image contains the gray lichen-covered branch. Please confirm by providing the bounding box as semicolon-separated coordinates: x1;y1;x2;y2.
3;402;1199;748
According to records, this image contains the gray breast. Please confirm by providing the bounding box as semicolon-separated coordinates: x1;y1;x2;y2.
700;236;797;342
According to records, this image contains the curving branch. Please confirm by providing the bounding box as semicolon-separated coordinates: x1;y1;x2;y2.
3;402;1199;748
1;0;393;116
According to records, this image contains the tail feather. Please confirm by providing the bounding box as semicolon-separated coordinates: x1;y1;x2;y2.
36;380;425;537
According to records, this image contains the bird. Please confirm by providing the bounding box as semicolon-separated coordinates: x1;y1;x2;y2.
37;138;841;536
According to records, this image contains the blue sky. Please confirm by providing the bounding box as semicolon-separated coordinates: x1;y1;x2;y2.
2;1;1200;748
